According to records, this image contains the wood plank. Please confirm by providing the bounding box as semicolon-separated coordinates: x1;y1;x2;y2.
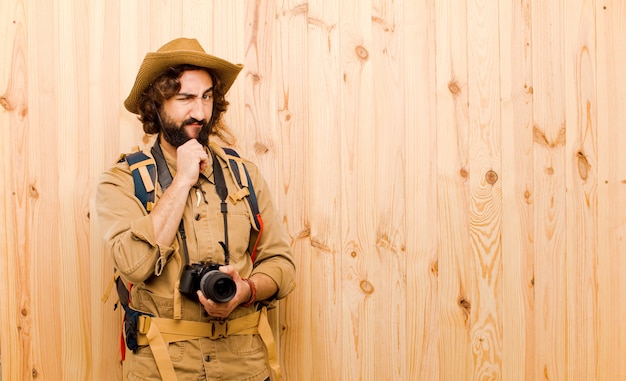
26;0;63;378
498;0;535;379
306;0;344;379
563;0;599;379
338;0;378;379
368;0;408;379
89;0;123;379
55;0;91;377
466;0;503;378
596;1;626;379
435;0;473;379
249;1;312;380
242;0;277;163
531;0;568;379
0;1;29;379
403;0;439;380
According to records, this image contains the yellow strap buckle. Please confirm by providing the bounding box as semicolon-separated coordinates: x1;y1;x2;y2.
209;320;228;339
228;187;250;204
137;315;152;335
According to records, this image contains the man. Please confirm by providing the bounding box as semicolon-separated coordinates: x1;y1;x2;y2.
97;38;296;381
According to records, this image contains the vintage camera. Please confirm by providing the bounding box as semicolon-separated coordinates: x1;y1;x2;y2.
179;262;236;303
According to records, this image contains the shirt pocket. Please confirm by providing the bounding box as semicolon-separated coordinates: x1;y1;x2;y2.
226;333;265;356
133;341;185;363
133;288;175;319
222;210;252;263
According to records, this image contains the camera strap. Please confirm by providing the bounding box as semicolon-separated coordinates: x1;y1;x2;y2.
210;149;231;265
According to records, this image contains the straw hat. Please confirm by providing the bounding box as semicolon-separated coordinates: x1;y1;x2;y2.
124;38;243;114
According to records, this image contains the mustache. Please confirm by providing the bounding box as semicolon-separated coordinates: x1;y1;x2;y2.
182;118;207;127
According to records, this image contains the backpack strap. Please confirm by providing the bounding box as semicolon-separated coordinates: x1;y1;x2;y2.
115;148;158;307
103;147;159;361
222;148;262;229
213;144;264;262
125;149;157;212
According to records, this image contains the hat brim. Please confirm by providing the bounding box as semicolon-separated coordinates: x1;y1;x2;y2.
124;51;243;114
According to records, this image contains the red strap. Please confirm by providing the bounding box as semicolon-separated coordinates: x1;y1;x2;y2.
121;282;133;361
120;319;126;361
250;214;263;263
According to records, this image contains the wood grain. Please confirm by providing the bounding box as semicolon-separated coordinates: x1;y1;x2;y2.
435;0;473;379
532;0;568;379
1;1;625;380
499;0;535;379
404;0;439;380
1;1;29;379
564;1;599;379
596;1;626;380
89;0;123;379
305;0;344;379
467;0;503;378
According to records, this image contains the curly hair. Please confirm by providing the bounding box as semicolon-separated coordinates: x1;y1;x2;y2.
136;64;235;144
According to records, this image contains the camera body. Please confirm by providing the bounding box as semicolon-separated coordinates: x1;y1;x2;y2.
179;262;236;303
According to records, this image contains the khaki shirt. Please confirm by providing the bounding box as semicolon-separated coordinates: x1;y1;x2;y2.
96;140;296;381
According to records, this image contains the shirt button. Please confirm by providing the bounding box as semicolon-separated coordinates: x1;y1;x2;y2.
195;213;201;220
204;355;211;362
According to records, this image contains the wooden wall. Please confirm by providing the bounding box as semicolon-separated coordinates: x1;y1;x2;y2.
1;0;625;380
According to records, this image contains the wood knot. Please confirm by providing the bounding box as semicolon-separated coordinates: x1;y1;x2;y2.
448;80;461;95
577;151;590;181
278;108;292;123
297;228;311;239
524;188;532;204
360;280;375;294
459;167;468;179
458;297;471;321
29;184;40;199
485;170;498;185
431;260;438;276
355;45;369;61
253;142;269;155
0;96;14;111
459;298;471;310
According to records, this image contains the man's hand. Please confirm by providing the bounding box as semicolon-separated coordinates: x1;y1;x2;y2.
151;139;208;247
197;265;252;318
175;139;209;187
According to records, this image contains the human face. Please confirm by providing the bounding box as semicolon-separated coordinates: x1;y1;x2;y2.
160;69;214;147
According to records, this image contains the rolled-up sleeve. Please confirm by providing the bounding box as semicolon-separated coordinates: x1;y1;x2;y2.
244;162;296;300
96;164;173;284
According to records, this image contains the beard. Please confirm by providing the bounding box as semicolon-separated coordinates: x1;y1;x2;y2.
159;113;212;148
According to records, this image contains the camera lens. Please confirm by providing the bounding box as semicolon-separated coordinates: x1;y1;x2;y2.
199;270;236;303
